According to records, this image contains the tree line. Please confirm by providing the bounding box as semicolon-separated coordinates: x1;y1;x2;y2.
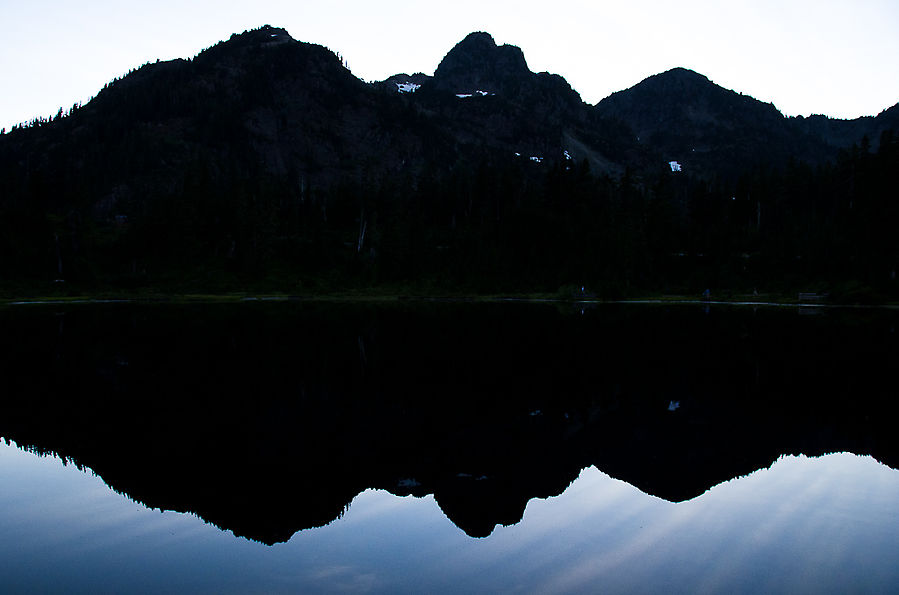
1;127;896;299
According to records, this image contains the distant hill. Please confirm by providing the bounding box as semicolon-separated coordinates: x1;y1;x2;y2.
594;67;898;178
790;102;899;150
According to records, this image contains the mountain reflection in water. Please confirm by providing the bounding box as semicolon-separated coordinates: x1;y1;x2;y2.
1;444;897;594
0;302;897;549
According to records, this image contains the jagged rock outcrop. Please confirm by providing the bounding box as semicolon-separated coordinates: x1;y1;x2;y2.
431;32;531;94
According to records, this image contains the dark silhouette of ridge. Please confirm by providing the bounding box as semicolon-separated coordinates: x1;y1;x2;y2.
596;67;820;176
432;32;531;94
0;25;897;296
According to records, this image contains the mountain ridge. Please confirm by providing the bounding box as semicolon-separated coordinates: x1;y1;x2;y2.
5;25;893;176
0;24;896;296
7;27;892;177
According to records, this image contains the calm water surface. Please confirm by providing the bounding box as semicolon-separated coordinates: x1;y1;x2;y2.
1;445;897;594
0;302;897;593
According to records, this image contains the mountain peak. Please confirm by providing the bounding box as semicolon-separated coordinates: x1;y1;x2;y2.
222;25;295;48
458;31;500;49
432;32;530;94
595;64;805;177
659;67;710;81
633;67;716;94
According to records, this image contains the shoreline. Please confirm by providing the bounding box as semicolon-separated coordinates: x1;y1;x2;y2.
2;293;897;309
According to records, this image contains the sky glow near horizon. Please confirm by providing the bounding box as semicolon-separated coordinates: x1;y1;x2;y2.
1;0;898;130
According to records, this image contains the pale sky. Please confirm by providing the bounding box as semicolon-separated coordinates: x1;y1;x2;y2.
2;0;898;130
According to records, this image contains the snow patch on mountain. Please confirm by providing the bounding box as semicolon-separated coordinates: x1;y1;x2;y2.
456;90;493;99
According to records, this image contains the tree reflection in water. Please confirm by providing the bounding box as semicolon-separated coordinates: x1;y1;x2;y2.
0;302;897;543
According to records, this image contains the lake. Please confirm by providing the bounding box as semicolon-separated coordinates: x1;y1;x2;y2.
0;301;897;593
